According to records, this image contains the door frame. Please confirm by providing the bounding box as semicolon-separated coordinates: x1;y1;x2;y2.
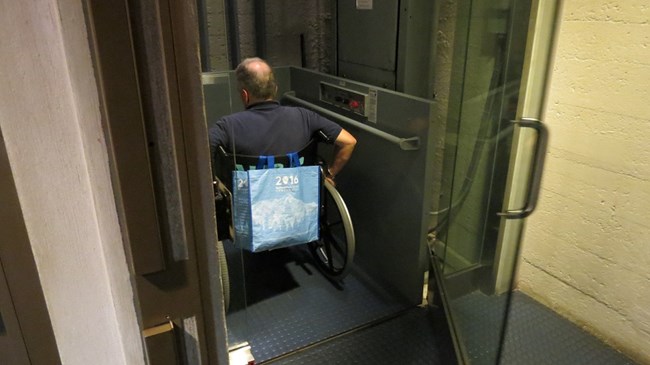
492;0;562;295
83;0;228;363
0;130;61;364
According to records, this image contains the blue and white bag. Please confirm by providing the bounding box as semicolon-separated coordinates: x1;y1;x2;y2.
232;154;320;252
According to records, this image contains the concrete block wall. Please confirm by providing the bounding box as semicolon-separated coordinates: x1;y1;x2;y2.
517;1;650;363
234;0;257;59
429;0;457;236
205;0;230;70
264;1;334;72
205;0;334;72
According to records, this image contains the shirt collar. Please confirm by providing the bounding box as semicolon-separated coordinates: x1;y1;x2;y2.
246;100;280;110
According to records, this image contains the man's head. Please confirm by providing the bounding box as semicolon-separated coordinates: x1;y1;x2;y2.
236;57;278;106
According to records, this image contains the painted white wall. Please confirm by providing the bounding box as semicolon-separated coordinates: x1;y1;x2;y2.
0;1;145;364
518;1;650;363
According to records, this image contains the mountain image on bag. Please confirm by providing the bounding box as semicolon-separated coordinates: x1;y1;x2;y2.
252;195;318;233
233;165;320;252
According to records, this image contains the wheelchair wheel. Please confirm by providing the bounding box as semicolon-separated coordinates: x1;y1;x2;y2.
216;240;230;312
309;180;355;279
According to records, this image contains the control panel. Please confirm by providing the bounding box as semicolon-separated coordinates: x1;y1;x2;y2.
319;82;368;117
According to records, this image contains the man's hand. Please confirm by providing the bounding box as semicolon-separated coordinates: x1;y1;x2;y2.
325;176;335;186
324;171;336;187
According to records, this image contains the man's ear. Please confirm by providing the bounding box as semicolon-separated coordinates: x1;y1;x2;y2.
240;89;249;106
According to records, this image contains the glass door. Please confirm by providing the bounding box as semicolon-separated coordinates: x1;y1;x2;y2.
434;0;559;363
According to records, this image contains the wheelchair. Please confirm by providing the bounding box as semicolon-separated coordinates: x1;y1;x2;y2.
213;138;355;308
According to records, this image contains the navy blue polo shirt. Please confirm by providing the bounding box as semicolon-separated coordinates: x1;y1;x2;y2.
209;101;342;156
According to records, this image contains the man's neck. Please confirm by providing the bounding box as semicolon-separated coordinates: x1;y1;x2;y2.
246;98;276;108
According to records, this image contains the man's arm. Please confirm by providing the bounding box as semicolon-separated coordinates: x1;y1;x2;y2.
208;120;230;176
326;129;357;185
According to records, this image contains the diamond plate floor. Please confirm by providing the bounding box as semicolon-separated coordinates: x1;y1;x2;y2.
266;289;639;365
269;306;457;365
452;290;638;365
223;244;636;365
224;246;413;363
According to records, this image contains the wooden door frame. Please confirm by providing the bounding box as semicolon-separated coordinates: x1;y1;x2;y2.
83;0;228;363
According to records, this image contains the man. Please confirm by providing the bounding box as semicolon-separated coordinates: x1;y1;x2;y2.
209;57;357;185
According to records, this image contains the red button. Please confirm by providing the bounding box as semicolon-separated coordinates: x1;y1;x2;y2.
349;100;360;109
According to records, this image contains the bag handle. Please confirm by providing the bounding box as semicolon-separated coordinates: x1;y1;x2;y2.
287;152;301;168
256;155;275;169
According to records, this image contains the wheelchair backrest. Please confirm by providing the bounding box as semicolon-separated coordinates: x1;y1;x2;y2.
214;139;319;191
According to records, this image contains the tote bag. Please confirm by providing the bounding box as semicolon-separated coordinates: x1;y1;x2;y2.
232;154;320;252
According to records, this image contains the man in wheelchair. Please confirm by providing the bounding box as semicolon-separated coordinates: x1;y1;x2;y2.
208;57;356;187
209;57;357;280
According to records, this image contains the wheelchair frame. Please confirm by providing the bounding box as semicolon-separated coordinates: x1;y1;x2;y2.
213;139;355;308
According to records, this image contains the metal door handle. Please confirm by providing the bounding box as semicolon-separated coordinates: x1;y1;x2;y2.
498;117;548;219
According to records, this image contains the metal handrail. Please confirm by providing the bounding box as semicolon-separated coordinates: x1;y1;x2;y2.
282;92;420;151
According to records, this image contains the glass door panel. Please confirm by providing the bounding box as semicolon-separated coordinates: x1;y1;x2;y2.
201;71;251;355
434;0;554;363
440;0;531;277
